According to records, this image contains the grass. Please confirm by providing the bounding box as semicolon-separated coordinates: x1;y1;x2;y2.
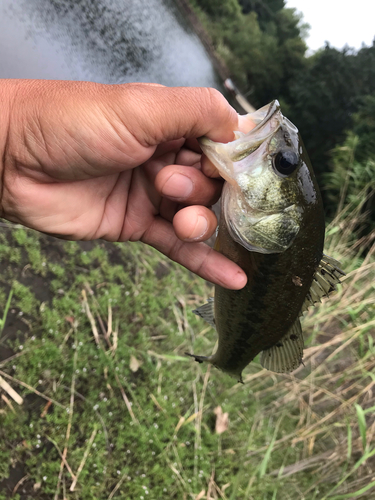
0;195;374;499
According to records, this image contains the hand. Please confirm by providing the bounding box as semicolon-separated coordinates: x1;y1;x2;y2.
0;80;247;289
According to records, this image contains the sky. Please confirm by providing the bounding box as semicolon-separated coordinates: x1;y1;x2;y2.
286;0;375;52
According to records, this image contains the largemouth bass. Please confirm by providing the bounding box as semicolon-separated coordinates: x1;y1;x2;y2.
187;101;344;383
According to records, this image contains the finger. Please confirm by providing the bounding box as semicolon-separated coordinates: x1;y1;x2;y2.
175;148;201;167
183;138;202;153
238;114;257;133
159;197;180;223
141;217;247;290
173;206;217;242
151;139;185;160
155;165;223;206
201;155;221;178
120;85;239;145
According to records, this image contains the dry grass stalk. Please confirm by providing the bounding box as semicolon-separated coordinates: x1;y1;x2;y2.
69;427;98;491
0;369;63;408
107;471;128;499
11;474;29;497
47;437;76;482
82;285;138;424
54;328;78;500
0;374;24;405
1;393;16;414
149;392;166;413
114;372;139;425
81;289;100;345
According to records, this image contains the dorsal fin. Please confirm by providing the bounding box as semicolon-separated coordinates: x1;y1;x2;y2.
192;298;215;328
260;319;304;373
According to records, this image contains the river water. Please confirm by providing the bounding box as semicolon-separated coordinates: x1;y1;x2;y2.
0;0;222;89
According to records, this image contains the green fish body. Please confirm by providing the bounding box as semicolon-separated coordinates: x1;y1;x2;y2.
187;101;344;382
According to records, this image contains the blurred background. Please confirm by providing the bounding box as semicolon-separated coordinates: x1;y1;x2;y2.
0;1;374;499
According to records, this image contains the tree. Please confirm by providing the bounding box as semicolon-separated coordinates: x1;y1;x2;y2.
288;43;375;185
194;0;242;20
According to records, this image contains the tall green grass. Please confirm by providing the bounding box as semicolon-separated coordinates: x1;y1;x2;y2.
0;192;374;499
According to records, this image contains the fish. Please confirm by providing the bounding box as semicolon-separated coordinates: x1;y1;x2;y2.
186;100;345;383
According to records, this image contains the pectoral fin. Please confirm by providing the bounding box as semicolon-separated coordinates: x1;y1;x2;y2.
260;319;304;373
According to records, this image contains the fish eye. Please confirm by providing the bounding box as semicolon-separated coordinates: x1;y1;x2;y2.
273;151;299;176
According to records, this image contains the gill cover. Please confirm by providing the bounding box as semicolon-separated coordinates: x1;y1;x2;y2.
200;100;303;254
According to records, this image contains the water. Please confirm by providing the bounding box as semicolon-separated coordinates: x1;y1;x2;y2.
0;0;222;89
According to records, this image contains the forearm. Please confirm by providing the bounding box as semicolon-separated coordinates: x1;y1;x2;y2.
0;80;15;216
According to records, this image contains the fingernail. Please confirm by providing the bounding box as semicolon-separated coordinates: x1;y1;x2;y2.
234;270;247;289
194;216;208;239
161;174;193;199
185;215;208;241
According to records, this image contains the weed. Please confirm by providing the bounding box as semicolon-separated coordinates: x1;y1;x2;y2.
0;198;374;499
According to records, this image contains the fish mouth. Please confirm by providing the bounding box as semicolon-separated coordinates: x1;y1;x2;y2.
246;100;281;133
199;100;284;183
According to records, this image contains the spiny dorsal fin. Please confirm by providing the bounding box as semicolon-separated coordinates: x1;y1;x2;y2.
300;253;345;316
260;319;304;373
192;297;215;328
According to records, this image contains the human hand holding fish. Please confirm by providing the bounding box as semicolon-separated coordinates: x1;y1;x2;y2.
0;79;345;382
0;79;250;290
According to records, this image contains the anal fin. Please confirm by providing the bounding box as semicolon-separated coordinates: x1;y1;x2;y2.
260;319;304;373
184;352;210;364
192;297;215;328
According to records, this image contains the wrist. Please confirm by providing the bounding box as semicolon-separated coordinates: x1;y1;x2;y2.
0;80;17;216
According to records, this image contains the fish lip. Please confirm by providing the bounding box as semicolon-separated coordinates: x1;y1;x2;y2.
246;100;281;135
199;100;281;149
227;100;283;164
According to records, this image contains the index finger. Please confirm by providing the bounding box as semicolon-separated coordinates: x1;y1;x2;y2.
141;216;247;290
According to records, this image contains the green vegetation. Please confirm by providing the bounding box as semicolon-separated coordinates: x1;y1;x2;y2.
0;2;373;498
0;191;374;498
0;4;374;497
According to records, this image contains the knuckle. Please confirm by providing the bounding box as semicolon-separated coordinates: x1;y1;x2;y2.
205;87;224;104
200;87;236;124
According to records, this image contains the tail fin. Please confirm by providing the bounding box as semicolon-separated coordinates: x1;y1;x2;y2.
185;352;210;364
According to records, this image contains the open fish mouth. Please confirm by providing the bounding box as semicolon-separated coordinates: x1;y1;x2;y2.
199;100;284;184
243;99;281;132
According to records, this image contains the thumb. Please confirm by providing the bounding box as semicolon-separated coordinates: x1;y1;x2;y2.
112;84;239;146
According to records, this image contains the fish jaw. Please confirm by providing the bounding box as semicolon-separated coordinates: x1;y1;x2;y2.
199;101;283;183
